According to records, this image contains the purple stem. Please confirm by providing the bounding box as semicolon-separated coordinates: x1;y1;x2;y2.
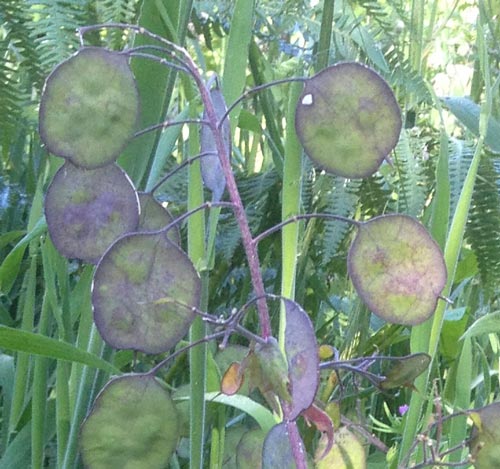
177;48;273;338
286;420;307;469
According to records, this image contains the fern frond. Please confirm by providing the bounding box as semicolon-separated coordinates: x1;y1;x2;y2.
26;1;89;73
1;0;43;86
94;0;138;49
385;46;431;104
465;154;500;289
218;169;279;262
0;39;29;145
392;129;429;216
357;173;393;218
319;175;360;264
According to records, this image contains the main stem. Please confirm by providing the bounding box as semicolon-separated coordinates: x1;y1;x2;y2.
181;54;272;339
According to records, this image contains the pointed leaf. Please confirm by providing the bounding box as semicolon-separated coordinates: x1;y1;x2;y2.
200;84;230;201
379;353;431;390
92;232;199;353
39;47;140;168
80;374;178;469
0;325;119;373
254;337;291;405
295;62;401;178
347;214;447;325
442;97;500;153
303;404;334;460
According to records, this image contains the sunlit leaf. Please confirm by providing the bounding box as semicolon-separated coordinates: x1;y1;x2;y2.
45;162;140;264
442;97;500;153
348;214;447;325
379;353;431;390
80;374;178;469
92;232;200;353
295;62;401;178
39;47;140;169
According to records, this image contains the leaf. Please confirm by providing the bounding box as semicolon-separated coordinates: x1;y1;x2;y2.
0;325;119;374
174;392;275;432
253;337;291;406
468;401;500;468
315;426;366;469
80;374;178;469
92;232;200;354
347;214;447;325
295;62;401;178
283;299;319;420
302;404;334;461
379;353;431;390
0;216;46;294
442;97;500;153
39;47;140;168
461;312;500;340
200;83;229;202
44;161;140;264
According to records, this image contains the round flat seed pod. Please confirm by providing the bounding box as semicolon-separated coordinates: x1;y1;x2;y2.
39;47;140;168
44;161;139;264
137;192;180;246
92;232;200;354
80;374;178;469
347;214;447;325
295;62;401;178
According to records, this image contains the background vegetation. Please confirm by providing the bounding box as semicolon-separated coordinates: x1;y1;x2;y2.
0;0;499;467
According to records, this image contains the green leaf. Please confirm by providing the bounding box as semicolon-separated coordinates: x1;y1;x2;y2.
175;392;276;432
0;217;46;295
442;97;500;153
0;325;119;374
379;353;431;390
461;312;500;340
